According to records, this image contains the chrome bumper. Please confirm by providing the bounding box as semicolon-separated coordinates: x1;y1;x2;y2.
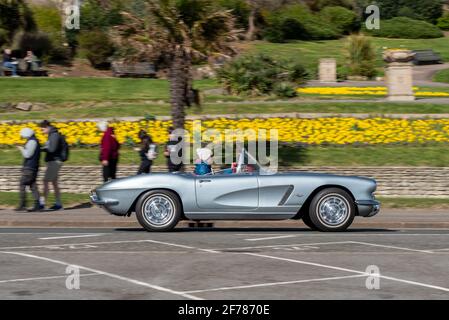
356;200;381;217
90;191;119;206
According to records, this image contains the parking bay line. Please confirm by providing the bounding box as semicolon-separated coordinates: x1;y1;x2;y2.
0;251;202;300
3;237;449;295
0;273;99;284
244;235;297;241
39;234;105;240
182;274;367;294
348;241;436;254
139;239;449;294
242;252;449;293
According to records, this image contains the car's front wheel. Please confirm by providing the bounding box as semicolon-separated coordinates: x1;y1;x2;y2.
308;188;355;232
135;190;181;232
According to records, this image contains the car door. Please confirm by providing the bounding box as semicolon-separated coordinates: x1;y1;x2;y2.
195;173;259;210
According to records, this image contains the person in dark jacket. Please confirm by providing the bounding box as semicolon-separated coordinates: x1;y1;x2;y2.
164;127;183;172
40;120;64;211
16;128;42;212
98;121;120;182
137;130;157;174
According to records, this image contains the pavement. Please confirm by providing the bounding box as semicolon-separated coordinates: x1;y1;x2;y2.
0;227;448;299
0;207;449;229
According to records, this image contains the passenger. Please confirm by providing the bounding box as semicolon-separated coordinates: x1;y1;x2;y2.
194;147;213;175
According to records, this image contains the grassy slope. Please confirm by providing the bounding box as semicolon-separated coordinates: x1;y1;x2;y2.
434;68;449;83
248;37;449;76
2;145;449;167
3;101;449;121
0;78;217;104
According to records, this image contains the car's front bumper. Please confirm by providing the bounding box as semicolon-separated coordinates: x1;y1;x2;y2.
90;191;119;206
356;200;381;217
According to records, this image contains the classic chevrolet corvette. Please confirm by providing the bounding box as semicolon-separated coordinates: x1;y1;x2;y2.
90;149;380;232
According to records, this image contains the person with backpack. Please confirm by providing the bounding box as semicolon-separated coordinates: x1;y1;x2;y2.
40;120;68;211
98;121;120;182
16;128;43;212
137;130;157;175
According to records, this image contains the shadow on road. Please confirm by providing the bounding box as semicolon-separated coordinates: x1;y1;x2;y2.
114;227;396;233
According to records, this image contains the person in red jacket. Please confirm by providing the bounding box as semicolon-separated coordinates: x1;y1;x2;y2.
98;121;120;182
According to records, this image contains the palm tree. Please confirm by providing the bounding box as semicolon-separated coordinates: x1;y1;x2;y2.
117;0;237;130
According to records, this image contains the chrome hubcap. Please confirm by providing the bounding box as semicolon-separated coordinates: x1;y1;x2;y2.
143;195;175;227
317;195;350;226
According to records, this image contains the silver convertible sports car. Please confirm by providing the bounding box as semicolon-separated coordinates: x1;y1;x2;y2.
90;149;380;232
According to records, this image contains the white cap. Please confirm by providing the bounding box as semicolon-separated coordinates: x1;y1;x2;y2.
20;128;34;139
97;121;108;132
196;148;212;161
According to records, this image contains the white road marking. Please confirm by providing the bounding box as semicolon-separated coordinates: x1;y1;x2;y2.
1;251;202;300
182;274;366;294
349;241;435;254
243;252;449;293
0;239;154;250
209;241;353;251
39;234;105;240
245;235;297;241
0;273;99;284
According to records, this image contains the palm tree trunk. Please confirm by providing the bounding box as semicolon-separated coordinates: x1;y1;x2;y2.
169;48;191;130
245;7;257;41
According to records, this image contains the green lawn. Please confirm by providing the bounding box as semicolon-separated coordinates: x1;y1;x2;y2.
4;101;449;121
0;78;217;104
434;68;449;84
0;192;446;209
0;192;89;208
2;144;449;167
248;37;449;76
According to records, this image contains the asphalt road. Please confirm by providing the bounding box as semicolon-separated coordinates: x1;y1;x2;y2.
0;227;448;300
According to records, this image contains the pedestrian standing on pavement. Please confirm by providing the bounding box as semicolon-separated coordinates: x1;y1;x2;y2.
137;130;157;175
164;127;183;173
98;121;120;182
40;120;65;211
16;128;43;212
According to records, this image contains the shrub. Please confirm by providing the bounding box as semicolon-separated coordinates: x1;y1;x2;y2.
30;4;70;61
437;14;449;31
78;30;115;69
218;0;250;30
80;0;124;31
263;4;340;42
320;6;358;34
273;82;297;98
358;0;444;24
12;31;52;59
344;34;377;79
217;54;308;97
365;17;443;39
0;0;35;42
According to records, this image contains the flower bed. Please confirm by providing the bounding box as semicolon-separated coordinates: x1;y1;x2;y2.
297;87;449;97
2;117;449;146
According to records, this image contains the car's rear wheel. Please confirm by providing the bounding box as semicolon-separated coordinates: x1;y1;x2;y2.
135;190;181;232
309;188;355;232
